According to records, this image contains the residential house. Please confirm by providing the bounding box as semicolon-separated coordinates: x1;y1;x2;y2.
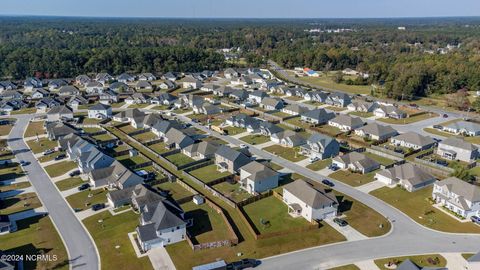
182;141;219;160
95;73;114;84
248;90;267;104
89;160;144;189
159;80;175;90
193;103;220;115
279;132;306;148
355;123;398;141
153;93;177;106
332;152;380;174
239;161;280;194
45;122;78;140
117;73;135;83
260;97;284;111
390;132;435;150
67;95;88;109
215;145;251;174
374;105;407;119
136;81;153;91
224;68;239;79
328;114;365;131
281;104;309;116
162;72;178;82
138;73;157;81
151;119;184;138
35;97;61;111
0;81;16;92
125;93;149;105
442;121;480;136
164;128;195;149
375;163;436;192
30;89;50;99
46;105;73;122
58;85;80;96
300;133;340;160
109;82;129;93
75;74;91;86
225;114;261;133
304;91;329;103
99;89;119;104
182;76;202;89
300;109;335;125
77;147;116;174
88;103;112;119
437;137;479;162
259;122;284;137
48;79;67;91
432;177;480;219
24;77;43;91
229;89;249;101
283;180;338;222
325;92;351;107
347;100;378;112
112;108;145;123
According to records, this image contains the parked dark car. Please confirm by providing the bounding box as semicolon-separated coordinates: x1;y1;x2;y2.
333;218;348;227
443;114;448;118
54;154;66;161
322;179;335;187
69;170;81;177
226;259;259;270
471;216;480;224
19;160;30;166
78;183;90;191
92;203;106;211
43;149;55;156
328;164;339;171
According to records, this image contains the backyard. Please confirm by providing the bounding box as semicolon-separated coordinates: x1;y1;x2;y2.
83;211;152;270
263;145;306;162
371;186;480;233
182;201;231;244
148;142;170;154
117;154;149;168
153;181;193;201
165;152;195;167
189;164;232;184
0;193;42;215
132;131;158;142
213;181;253;203
364;152;396;166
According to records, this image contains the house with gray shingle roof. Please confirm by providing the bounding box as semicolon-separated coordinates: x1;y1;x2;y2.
325;92;351;107
355;123;398;141
281;104;309;116
390;132;435;150
182;141;219;160
46;105;73;122
260;97;284;111
283;180;338;222
164;128;195;150
442;120;480;136
374;105;406;119
88;160;144;189
333;152;380;174
328;114;365;131
304;91;329;103
300;133;339;160
88;103;112;119
300;108;335;125
239;161;280;194
433;177;480;219
437;137;479;162
375;163;435;192
215;145;251;174
347;100;378;112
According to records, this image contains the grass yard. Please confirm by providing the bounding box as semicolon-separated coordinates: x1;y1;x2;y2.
364;152;396;166
0;123;13;136
329;265;360;270
38;151;65;163
92;133;116;142
0;193;42;215
44;161;77;178
377;113;437;125
117;154;149;168
269;111;292;118
423;128;454;138
296;75;371;95
329;170;376;187
462;253;474;260
165;152;195;167
83;211;152;270
325;106;347;112
0;181;31;192
0;165;25;181
182;201;231;244
242;196;310;234
148;142;170;154
239;134;270;145
224;126;246;136
306;158;331;171
213;181;253;203
55;177;85;191
312;124;343;137
347;111;373;118
189;164;232;184
263;145;306;162
371;186;480;233
132;131;157;142
81;118;103;125
284;117;311;129
154;181;193;201
111;102;126;108
82;127;103;134
65;189;107;211
284;95;304;101
118;124;140;134
128;103;150;109
374;254;446;270
26;138;58;154
151;105;170;111
11;107;37;115
0;215;69;270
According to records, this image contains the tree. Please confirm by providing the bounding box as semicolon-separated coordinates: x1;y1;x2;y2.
447;89;471;111
472;95;480;112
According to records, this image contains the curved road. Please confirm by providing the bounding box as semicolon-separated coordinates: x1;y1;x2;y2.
177;113;480;269
7;115;99;270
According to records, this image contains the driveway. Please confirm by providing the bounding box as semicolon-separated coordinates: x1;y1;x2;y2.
441;253;468;270
256;140;277;149
356;181;386;193
231;131;250;139
8;115;99;270
148;247;176;270
324;218;368;241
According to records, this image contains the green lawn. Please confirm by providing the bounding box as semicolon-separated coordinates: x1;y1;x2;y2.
26;138;58;154
111;102;126;108
0;193;42;215
128;103;149;109
213;181;253;203
11;107;37;115
269;111;292;118
374;254;446;270
154;181;193;201
239;134;270;145
38;151;65;163
284;95;304;101
284;117;311;129
263;145;306;162
118;124;139;134
243;196;310;234
132;131;158;142
182;201;231;243
165;152;195;167
306;158;331;171
377;113;437;125
92;133;116;141
55;177;85;191
296;74;371;95
189;164;232;183
83;211;152;270
0;181;31;192
347;111;373;118
364;152;395;166
224;126;246;136
312;125;343;137
0;216;69;270
0;123;13;136
82;127;103;134
65;189;107;211
44;161;78;178
423;127;454;138
371;186;480;233
329;170;376;187
325;106;347;112
148;142;170;154
117;154;149;168
151;105;170;111
0;165;26;181
81;118;103;125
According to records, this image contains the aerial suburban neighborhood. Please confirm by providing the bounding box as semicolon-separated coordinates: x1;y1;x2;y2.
1;2;480;270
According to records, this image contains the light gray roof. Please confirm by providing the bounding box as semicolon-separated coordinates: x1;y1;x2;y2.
436;177;480;203
240;161;278;182
301;108;335;122
333;152;379;170
283;104;309;114
329;114;364;127
391;132;435;147
283;180;337;209
261;97;282;107
89;103;111;111
377;163;434;186
216;145;250;164
444;120;480;133
357;123;398;137
439;137;478;151
47;105;72;115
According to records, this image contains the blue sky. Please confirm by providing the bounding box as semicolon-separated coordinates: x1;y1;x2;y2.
1;0;479;18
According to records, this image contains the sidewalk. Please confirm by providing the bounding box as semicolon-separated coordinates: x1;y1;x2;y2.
231;131;250;139
441;253;468;270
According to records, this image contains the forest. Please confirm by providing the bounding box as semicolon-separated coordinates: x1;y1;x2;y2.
1;16;480;101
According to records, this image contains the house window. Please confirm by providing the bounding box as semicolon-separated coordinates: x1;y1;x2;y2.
176;226;180;229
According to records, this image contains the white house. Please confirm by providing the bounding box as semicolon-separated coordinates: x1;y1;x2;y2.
375;163;436;192
432;177;480;219
88;103;112;119
282;180;338;222
390;132;435;150
437;137;479;162
239;161;280;195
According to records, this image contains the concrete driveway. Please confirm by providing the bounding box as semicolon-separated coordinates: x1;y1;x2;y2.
324;218;368;241
148;247;176;270
356;181;386;193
